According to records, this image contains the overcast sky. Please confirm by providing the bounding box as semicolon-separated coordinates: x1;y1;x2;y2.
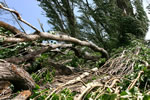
143;0;150;40
0;0;150;39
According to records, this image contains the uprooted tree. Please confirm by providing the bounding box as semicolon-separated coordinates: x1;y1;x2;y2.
0;1;150;100
0;3;109;99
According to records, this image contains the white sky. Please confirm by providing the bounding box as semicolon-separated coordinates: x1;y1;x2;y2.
143;0;150;40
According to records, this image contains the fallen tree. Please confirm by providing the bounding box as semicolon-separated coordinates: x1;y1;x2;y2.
0;60;35;90
0;3;150;100
0;3;108;99
0;3;108;59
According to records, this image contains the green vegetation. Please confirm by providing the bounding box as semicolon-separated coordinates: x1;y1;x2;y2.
37;0;148;51
0;0;150;99
28;40;150;100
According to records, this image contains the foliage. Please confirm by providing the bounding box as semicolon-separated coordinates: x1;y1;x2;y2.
26;39;150;100
37;0;149;51
84;40;150;99
0;1;150;100
37;0;79;37
0;42;32;59
30;87;76;100
32;68;55;84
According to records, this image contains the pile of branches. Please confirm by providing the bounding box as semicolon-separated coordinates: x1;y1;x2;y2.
0;4;109;100
0;3;150;100
35;42;150;100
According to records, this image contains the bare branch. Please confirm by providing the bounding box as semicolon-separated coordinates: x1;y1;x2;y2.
0;21;22;35
5;43;72;64
39;32;109;58
127;71;143;90
0;5;109;58
3;0;26;33
38;19;45;32
0;3;40;32
5;47;49;64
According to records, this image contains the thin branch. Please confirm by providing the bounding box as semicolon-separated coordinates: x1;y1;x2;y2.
127;71;143;90
5;43;73;64
5;47;49;64
0;21;22;34
38;19;45;32
0;3;40;32
0;5;109;58
3;0;26;33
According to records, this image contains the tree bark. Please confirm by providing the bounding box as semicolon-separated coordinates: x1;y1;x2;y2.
0;60;35;90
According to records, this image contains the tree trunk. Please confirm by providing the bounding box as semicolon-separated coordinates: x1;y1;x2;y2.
0;60;35;91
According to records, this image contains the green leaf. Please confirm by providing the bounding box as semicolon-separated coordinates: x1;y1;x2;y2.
143;95;150;100
34;84;40;90
98;93;117;100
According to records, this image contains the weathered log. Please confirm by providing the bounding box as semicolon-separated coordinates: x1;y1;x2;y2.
0;60;35;90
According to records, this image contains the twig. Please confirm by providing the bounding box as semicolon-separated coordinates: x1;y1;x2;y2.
0;3;40;32
0;6;109;58
3;0;26;33
114;86;120;94
127;71;143;90
147;91;150;95
38;19;45;32
75;82;103;100
45;68;98;100
95;77;119;99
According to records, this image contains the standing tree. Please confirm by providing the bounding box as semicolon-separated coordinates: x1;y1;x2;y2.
37;0;79;38
37;0;149;51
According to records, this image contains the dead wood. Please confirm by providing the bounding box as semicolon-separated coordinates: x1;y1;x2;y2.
47;59;73;75
0;60;35;90
5;47;49;64
0;4;113;99
0;4;40;32
5;43;73;65
69;47;101;61
100;47;141;76
12;90;31;100
74;82;103;100
0;81;12;100
45;68;99;99
127;71;143;90
0;21;21;35
0;4;108;58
